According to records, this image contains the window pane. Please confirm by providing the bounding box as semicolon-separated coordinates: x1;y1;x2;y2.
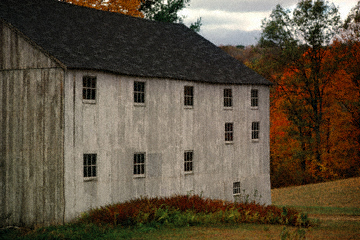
252;122;259;139
184;86;194;106
84;166;88;177
233;182;241;194
184;151;193;172
92;166;96;177
83;76;97;100
225;123;233;141
84;154;97;177
251;89;258;107
224;89;232;97
134;82;145;103
134;153;145;175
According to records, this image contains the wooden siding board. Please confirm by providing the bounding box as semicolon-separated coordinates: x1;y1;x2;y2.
0;22;59;70
0;67;65;226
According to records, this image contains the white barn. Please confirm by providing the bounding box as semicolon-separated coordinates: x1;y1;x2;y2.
0;0;272;227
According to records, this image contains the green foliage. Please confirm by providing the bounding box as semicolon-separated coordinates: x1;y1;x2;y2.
260;0;341;49
140;0;189;23
140;0;202;31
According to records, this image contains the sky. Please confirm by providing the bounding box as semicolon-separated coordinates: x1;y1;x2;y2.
180;0;359;46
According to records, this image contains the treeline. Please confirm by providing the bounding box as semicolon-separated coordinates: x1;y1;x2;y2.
222;0;360;188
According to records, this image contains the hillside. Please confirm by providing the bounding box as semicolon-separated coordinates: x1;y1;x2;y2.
271;177;360;208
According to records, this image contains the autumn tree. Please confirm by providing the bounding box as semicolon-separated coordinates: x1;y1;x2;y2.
260;0;342;183
60;0;144;17
330;1;360;177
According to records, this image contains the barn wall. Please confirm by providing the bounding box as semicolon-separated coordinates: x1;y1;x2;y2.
64;70;271;221
0;22;65;227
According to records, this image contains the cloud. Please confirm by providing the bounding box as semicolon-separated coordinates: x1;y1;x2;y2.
183;0;359;46
182;9;269;32
199;28;262;46
189;0;299;13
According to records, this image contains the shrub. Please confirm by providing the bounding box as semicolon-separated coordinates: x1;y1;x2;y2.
78;194;311;228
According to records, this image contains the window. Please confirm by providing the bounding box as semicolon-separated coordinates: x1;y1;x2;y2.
224;88;232;107
225;122;233;142
252;122;260;140
184;86;194;106
251;89;258;107
134;153;145;175
83;154;97;178
233;182;241;195
83;76;96;100
134;81;145;103
184;151;193;172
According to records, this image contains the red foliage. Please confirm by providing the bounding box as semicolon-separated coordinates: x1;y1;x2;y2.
83;195;307;227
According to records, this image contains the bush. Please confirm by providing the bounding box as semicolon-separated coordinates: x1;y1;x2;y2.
78;194;311;228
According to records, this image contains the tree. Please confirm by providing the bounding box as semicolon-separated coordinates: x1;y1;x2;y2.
140;0;201;31
260;0;342;182
343;0;360;40
60;0;144;17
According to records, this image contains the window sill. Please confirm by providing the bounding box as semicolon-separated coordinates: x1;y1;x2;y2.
133;174;146;179
225;141;234;145
184;171;193;175
84;177;97;182
251;106;259;110
134;102;146;107
224;107;233;110
83;99;96;104
184;105;193;109
251;139;259;143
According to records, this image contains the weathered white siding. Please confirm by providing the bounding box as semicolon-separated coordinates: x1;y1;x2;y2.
0;22;65;227
64;71;271;221
0;19;271;227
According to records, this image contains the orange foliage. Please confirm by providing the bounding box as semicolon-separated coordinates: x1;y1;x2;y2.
271;41;360;186
62;0;144;17
244;39;360;187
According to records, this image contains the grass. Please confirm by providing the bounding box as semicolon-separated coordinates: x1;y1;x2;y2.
1;177;360;239
271;177;360;208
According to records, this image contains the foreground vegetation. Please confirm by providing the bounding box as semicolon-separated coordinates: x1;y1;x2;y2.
1;194;309;239
2;178;359;239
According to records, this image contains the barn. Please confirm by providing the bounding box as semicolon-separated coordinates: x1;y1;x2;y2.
0;0;272;227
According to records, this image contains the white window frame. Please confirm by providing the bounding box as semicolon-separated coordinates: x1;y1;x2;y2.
224;88;233;109
252;121;260;141
184;150;193;173
251;89;259;109
225;122;234;143
83;153;97;181
233;181;241;195
134;81;146;106
184;86;194;108
133;153;146;177
82;76;97;104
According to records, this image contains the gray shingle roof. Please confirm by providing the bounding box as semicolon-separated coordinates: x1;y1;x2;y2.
0;0;272;85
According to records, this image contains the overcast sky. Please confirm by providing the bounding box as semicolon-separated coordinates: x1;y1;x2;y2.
180;0;359;46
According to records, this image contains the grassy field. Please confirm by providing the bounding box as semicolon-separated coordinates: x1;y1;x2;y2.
1;177;360;239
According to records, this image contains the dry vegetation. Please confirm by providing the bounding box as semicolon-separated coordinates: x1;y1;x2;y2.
272;177;360;208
